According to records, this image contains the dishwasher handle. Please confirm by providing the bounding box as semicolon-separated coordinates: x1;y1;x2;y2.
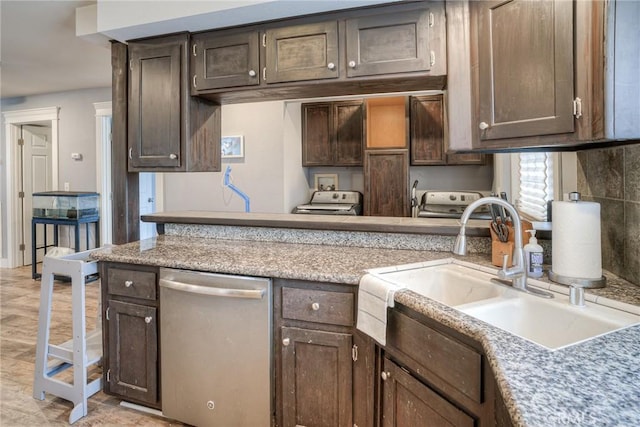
160;278;266;300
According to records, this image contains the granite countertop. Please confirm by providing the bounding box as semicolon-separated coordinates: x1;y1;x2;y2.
92;235;640;427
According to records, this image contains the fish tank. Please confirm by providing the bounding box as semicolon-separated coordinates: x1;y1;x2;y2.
32;191;99;220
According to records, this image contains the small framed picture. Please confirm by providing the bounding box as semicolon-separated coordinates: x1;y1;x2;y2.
314;173;338;191
221;135;244;159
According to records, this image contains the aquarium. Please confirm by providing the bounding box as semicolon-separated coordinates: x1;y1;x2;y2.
32;191;99;220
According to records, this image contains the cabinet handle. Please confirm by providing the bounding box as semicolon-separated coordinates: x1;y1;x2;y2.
169;153;178;160
327;62;335;71
263;67;267;81
124;280;133;288
282;338;290;346
311;302;320;311
381;371;391;381
248;69;257;77
145;316;152;324
192;44;197;56
479;122;489;130
430;50;436;67
128;147;132;160
193;75;197;88
348;60;356;69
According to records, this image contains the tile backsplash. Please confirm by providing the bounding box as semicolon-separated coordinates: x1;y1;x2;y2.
577;143;640;285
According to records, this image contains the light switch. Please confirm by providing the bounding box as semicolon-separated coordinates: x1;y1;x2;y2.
71;153;83;160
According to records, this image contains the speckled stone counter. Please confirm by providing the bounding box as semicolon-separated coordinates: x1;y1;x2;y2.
92;233;640;427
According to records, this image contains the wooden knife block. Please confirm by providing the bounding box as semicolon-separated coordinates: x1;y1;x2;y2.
489;220;533;267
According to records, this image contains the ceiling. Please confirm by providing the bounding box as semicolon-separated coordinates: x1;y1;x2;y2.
0;0;112;99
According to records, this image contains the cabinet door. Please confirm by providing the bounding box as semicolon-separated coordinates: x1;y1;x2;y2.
281;326;353;427
105;300;159;407
265;21;339;83
302;103;333;166
192;30;260;90
381;357;474;427
345;8;432;78
129;42;182;168
475;0;574;140
364;150;409;217
410;95;446;165
334;101;363;166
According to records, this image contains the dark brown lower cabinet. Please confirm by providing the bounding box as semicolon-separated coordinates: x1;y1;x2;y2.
381;357;474;427
275;279;375;427
102;263;160;409
382;305;510;427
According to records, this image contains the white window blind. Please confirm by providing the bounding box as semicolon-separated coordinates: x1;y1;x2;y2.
517;153;554;221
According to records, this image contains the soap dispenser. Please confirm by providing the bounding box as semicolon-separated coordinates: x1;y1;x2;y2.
524;230;544;278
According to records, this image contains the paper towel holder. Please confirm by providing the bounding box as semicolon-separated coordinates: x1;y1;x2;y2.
548;271;606;306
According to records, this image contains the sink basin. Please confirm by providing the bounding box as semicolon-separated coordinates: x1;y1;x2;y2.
367;259;640;351
374;262;506;306
460;293;640;350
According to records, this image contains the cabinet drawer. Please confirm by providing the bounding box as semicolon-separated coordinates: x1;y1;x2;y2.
282;287;354;326
387;310;482;403
107;268;157;301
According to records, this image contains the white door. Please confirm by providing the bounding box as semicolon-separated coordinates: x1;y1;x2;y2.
21;124;53;266
139;173;157;240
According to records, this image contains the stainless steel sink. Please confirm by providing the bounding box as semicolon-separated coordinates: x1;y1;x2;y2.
366;259;640;351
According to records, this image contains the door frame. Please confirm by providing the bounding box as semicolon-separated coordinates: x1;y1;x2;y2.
94;102;113;245
2;107;60;268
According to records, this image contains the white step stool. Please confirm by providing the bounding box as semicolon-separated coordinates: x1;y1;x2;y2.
33;248;103;424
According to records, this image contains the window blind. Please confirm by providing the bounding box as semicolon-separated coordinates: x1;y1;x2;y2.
517;152;553;221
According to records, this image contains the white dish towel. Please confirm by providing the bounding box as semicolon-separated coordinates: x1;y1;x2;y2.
356;274;404;346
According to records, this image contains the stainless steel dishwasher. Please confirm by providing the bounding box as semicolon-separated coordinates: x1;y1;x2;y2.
159;268;272;427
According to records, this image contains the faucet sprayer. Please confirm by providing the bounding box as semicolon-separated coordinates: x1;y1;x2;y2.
453;197;552;298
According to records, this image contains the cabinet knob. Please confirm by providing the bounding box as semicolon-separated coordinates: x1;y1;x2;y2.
145;316;152;324
169;153;178;160
327;62;336;70
348;60;356;69
311;302;320;311
124;280;133;288
282;338;290;346
248;69;257;77
381;371;391;381
479;122;489;130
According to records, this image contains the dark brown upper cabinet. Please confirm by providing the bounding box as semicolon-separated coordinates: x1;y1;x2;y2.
128;33;221;172
410;94;485;166
302;100;363;167
475;0;574;141
446;0;608;150
265;21;339;84
191;30;260;90
345;4;444;78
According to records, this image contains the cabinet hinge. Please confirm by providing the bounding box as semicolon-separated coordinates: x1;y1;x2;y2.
263;67;267;82
573;97;582;119
18;138;24;146
429;12;434;27
430;51;436;67
19;243;25;251
192;44;197;56
129;60;133;72
106;369;111;382
106;307;110;321
352;344;358;362
262;33;267;47
193;75;197;88
18;191;25;198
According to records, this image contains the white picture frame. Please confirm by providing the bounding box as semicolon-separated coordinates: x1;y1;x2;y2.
314;173;338;191
221;135;244;159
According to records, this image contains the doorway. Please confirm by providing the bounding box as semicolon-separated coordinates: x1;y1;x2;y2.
19;124;53;266
2;107;59;269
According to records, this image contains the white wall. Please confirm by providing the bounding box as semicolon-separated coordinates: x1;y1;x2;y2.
0;87;111;259
163;101;310;213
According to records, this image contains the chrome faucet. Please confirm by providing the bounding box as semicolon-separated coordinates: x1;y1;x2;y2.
452;196;553;298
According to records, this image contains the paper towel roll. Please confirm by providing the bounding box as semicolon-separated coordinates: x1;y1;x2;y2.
552;199;602;279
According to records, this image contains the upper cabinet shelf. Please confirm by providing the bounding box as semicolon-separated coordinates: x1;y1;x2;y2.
190;2;446;103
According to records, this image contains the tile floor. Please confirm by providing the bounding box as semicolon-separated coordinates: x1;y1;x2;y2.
0;266;185;426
